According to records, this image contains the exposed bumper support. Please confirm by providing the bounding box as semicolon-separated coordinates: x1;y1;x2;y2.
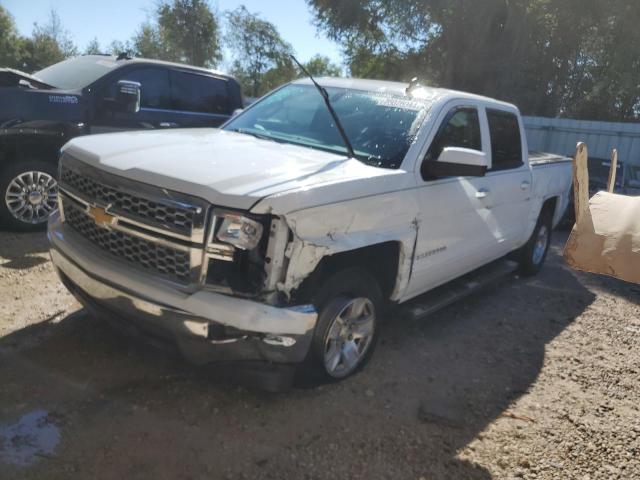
48;211;317;365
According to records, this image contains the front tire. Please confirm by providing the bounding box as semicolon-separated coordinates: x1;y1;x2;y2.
518;211;553;276
0;160;58;231
307;268;382;381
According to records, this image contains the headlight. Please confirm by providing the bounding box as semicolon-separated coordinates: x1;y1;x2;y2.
216;214;264;250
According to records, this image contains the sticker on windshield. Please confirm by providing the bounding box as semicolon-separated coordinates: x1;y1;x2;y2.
48;95;79;105
372;96;426;111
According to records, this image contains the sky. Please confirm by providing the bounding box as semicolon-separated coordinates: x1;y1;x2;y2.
2;0;343;68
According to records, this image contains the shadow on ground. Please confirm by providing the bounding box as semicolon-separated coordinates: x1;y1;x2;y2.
0;240;598;479
0;231;50;269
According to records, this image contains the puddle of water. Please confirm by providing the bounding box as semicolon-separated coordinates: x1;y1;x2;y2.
0;410;61;467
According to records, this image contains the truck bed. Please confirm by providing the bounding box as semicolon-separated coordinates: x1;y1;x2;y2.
529;151;572;166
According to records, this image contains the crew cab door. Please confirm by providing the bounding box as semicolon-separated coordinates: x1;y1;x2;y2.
477;108;532;252
405;103;499;299
91;66;176;132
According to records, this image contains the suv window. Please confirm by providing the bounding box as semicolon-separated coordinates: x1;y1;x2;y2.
109;68;171;109
487;109;523;170
170;71;232;115
426;107;482;161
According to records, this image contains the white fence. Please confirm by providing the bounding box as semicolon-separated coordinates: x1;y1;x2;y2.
523;116;640;192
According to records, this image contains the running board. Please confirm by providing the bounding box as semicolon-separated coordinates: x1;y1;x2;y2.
401;259;519;321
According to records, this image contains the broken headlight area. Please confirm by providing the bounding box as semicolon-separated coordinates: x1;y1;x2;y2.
216;214;263;250
204;211;270;294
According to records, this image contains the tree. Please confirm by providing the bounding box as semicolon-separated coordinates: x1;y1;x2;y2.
84;38;101;55
108;39;134;56
19;9;78;72
307;0;640;121
225;6;295;97
132;23;168;59
0;5;23;69
303;54;341;77
155;0;222;67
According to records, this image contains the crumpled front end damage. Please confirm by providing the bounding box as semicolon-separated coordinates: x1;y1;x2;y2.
260;190;421;306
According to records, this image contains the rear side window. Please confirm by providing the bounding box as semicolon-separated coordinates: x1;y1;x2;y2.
426;107;482;161
487;109;523;170
170;71;232;115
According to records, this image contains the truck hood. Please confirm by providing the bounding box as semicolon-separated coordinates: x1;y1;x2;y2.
63;129;405;212
0;68;55;89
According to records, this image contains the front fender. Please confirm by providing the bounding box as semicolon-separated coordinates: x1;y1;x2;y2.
280;189;421;301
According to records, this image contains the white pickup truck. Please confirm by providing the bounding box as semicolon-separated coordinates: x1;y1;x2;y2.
48;78;572;381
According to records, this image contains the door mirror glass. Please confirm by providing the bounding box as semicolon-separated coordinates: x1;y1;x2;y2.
115;80;141;113
424;147;488;178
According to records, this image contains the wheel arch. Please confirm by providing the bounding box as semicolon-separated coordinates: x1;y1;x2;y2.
291;241;405;306
540;196;559;224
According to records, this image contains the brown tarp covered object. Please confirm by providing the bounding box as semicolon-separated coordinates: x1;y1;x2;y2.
564;142;640;284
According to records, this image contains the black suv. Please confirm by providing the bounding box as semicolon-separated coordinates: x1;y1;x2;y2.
0;55;243;230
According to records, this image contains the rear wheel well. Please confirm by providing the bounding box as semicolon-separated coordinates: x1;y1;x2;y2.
540;197;557;222
292;242;401;305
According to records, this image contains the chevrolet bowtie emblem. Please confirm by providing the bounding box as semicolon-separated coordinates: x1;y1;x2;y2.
88;205;116;226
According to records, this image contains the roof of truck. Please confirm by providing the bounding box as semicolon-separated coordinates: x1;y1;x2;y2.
82;55;233;79
292;77;517;110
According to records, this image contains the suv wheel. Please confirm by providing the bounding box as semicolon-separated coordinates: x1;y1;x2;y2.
308;268;382;381
0;161;58;231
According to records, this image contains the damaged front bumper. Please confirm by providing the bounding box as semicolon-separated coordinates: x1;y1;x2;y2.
48;211;317;365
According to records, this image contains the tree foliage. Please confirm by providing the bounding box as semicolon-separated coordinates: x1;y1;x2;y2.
303;54;342;77
0;6;23;68
225;6;297;97
1;8;79;72
308;0;640;121
132;24;168;59
84;38;102;55
155;0;222;67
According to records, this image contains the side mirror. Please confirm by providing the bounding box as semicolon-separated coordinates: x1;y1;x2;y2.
423;147;489;179
231;108;244;117
115;80;141;113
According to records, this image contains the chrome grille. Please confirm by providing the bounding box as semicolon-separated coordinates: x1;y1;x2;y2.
63;198;191;283
59;157;206;240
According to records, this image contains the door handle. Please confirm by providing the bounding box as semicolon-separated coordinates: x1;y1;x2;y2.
159;122;179;128
475;188;490;199
521;181;531;190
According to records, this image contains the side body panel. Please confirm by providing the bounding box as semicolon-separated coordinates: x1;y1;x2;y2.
0;88;87;165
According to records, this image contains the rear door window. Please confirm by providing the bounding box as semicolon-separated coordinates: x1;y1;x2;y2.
487;109;523;170
170;71;232;115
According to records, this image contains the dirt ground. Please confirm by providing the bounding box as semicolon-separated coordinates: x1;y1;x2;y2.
0;229;639;480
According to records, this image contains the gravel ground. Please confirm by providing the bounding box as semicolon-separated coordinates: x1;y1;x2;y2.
0;230;639;480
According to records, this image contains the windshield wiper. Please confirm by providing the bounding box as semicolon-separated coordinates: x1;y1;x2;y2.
230;127;280;143
290;55;356;159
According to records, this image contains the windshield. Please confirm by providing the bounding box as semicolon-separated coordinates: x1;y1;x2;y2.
223;84;430;169
34;56;118;90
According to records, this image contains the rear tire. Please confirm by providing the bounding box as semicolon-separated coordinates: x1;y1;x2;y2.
0;160;58;231
305;268;383;382
517;211;553;276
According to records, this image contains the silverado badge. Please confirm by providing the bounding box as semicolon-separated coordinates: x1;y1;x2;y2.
88;205;116;227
